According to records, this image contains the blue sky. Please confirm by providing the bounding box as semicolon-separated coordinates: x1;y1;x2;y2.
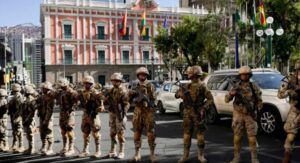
0;0;178;26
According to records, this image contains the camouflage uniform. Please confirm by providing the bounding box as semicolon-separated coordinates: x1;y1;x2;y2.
0;89;9;152
22;85;38;155
78;76;104;158
56;78;78;157
225;66;263;163
37;82;55;155
278;60;300;163
129;67;156;162
106;73;130;159
8;83;25;153
175;66;214;163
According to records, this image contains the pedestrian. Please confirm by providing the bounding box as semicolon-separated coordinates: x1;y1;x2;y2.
8;83;25;153
37;81;55;156
78;75;105;158
278;60;300;163
0;89;9;152
22;85;38;155
175;66;214;163
105;73;130;159
225;66;263;163
56;78;78;157
129;67;157;163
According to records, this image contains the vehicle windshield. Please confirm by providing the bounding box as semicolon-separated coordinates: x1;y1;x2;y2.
150;81;161;88
252;73;284;89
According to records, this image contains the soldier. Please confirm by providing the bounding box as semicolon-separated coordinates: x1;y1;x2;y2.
0;89;9;152
175;66;214;163
78;76;104;158
105;73;130;159
22;85;38;155
8;83;25;153
37;81;55;155
225;66;263;163
278;60;300;163
129;67;156;162
56;78;78;157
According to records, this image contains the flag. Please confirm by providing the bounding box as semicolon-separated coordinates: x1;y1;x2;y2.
140;10;146;36
163;17;168;29
259;0;266;27
235;32;240;68
119;10;127;36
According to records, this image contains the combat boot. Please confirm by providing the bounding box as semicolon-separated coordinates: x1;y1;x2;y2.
108;140;117;158
93;140;101;158
44;141;54;156
2;140;9;152
198;148;207;163
282;150;291;163
149;143;157;163
17;133;25;153
24;138;35;155
251;150;259;163
64;137;75;157
130;148;141;162
178;144;190;163
118;142;125;159
59;136;68;155
78;139;90;158
230;135;241;163
40;140;47;154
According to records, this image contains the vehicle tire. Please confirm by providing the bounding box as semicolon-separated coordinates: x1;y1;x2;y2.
258;107;282;135
157;101;165;114
205;104;219;124
179;102;184;118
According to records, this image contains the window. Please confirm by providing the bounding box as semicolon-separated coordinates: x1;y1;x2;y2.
97;26;105;39
123;74;130;82
98;75;105;86
65;76;73;83
207;75;228;90
163;83;171;92
122;27;130;40
64;24;72;39
143;51;149;63
97;50;105;64
122;51;129;64
64;50;73;64
141;28;150;41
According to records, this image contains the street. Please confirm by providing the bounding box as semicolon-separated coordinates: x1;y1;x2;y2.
0;110;300;163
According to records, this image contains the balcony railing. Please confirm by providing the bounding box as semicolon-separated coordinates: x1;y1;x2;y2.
57;59;77;65
61;33;74;39
91;59;110;64
119;35;133;41
93;34;109;40
139;36;151;41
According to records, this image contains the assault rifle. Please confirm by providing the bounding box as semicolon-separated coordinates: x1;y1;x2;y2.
281;76;300;110
174;80;206;119
106;91;125;121
227;77;258;119
133;88;155;109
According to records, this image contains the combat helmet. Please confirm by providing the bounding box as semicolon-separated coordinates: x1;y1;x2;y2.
24;85;35;95
83;76;95;85
187;66;203;78
12;83;22;92
111;73;123;81
136;67;149;76
239;66;252;76
0;89;8;97
58;78;70;87
41;81;53;90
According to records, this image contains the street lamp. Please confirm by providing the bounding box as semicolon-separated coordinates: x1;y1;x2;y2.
265;16;284;68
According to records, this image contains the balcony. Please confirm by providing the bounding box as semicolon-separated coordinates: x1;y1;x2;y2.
91;59;110;64
139;36;151;41
93;34;109;40
61;33;74;39
57;59;77;65
119;35;133;41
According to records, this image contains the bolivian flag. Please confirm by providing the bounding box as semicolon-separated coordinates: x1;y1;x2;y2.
259;0;266;27
140;10;146;36
119;10;127;36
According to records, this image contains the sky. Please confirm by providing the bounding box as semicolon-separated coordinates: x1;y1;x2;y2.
0;0;179;26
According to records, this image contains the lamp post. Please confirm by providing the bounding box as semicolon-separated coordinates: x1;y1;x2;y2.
256;16;283;68
265;16;284;68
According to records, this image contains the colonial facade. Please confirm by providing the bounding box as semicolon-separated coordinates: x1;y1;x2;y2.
40;0;207;85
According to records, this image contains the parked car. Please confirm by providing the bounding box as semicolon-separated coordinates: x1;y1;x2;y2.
206;68;289;134
156;80;190;117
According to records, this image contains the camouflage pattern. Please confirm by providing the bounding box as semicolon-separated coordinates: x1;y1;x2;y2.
36;86;56;155
130;80;156;161
78;86;104;157
22;86;38;154
0;94;9;151
278;74;300;151
175;80;214;163
225;81;263;136
8;89;25;152
56;86;78;155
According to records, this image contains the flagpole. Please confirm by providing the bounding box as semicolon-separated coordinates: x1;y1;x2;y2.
252;0;256;67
